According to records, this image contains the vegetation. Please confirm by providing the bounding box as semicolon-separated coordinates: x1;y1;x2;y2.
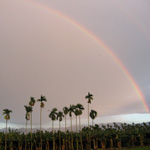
37;95;47;150
3;109;12;150
24;105;32;150
29;97;36;150
0;93;150;150
0;122;150;150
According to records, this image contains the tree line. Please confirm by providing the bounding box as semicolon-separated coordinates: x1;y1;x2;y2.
1;93;150;150
1;92;98;150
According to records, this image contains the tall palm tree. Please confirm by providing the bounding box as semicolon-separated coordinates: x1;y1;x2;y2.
63;107;69;133
37;95;47;150
89;110;97;150
49;108;58;150
69;105;76;150
74;108;80;150
29;97;36;150
76;104;84;150
57;111;64;150
3;109;12;150
90;110;97;127
85;92;93;128
63;106;69;150
76;104;84;131
24;105;32;150
69;105;75;133
49;108;58;133
74;108;79;133
57;111;64;132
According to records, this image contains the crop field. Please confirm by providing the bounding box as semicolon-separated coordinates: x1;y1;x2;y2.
98;147;150;150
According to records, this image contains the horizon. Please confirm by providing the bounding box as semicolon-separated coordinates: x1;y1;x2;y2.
1;113;150;129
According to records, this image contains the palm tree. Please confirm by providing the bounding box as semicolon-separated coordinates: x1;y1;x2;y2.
57;111;64;150
69;105;76;150
90;110;97;127
49;108;58;150
3;109;12;150
85;92;93;128
76;104;84;131
69;105;75;133
57;111;64;132
24;105;32;150
74;108;80;133
29;97;36;150
37;95;47;150
89;110;97;150
63;106;69;150
63;107;69;133
74;108;80;150
76;104;84;150
49;108;58;133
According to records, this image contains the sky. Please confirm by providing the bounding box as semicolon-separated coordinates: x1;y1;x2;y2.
0;0;150;129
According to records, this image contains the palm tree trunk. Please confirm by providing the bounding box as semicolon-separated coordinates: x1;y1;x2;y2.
89;130;91;150
88;104;90;150
79;115;81;131
40;107;42;150
76;116;77;132
70;116;73;150
31;111;33;150
5;119;7;150
65;115;66;133
88;103;89;128
52;121;55;150
25;119;27;150
70;116;72;132
79;115;83;150
65;115;67;150
52;120;54;133
76;115;78;150
59;121;61;150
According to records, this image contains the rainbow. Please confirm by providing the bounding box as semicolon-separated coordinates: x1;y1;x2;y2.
24;0;149;112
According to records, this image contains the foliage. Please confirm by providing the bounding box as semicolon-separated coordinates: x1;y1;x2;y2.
0;123;150;149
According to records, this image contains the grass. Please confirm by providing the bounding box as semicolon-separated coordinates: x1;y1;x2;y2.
100;147;150;150
123;147;150;150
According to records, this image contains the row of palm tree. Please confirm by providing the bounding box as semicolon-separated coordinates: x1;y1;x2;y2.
48;103;94;150
1;92;95;150
24;95;47;150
